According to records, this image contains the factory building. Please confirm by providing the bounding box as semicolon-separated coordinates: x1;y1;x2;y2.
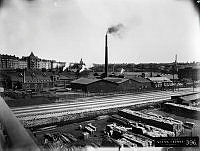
71;76;153;93
125;76;152;90
71;78;117;93
147;77;173;88
22;71;53;92
103;77;134;91
1;70;53;91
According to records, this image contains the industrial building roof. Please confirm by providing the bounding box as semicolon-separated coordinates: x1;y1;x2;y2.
71;78;101;85
125;76;151;83
59;75;72;80
161;74;178;80
147;77;172;83
103;77;129;84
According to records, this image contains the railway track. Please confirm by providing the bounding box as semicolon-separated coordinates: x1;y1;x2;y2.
12;89;194;113
12;89;198;120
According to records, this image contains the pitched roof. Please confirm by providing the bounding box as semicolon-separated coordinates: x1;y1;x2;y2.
124;72;160;77
59;75;72;80
103;77;129;84
147;77;172;82
71;78;101;85
161;74;178;80
125;76;151;83
60;71;77;79
30;52;35;57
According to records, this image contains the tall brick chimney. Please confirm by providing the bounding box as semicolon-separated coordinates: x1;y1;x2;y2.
105;34;108;77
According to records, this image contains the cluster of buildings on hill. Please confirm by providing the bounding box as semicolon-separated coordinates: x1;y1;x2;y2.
0;51;199;94
0;52;65;70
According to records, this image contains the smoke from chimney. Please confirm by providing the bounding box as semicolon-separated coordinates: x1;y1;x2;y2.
107;23;124;35
104;23;124;77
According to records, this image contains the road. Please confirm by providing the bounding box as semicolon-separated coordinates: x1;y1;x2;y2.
12;88;199;120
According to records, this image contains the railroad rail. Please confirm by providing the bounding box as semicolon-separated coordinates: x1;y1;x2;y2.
13;89;198;120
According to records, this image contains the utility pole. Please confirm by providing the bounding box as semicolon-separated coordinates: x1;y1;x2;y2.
173;54;177;92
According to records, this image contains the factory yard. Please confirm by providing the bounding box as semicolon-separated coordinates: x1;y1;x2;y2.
32;106;200;150
6;87;199;150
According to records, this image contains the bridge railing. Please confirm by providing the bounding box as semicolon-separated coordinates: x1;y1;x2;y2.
0;96;39;151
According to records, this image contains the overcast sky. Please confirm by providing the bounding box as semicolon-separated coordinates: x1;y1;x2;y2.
0;0;199;66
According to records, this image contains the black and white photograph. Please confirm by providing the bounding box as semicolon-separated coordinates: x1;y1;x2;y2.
0;0;200;150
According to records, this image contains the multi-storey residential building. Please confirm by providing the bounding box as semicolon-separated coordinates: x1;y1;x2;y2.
1;52;66;70
0;54;19;69
47;60;51;69
13;59;19;69
37;59;45;69
37;59;56;69
51;60;66;69
18;59;28;69
28;52;40;69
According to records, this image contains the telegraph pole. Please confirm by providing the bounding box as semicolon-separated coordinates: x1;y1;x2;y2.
173;54;177;92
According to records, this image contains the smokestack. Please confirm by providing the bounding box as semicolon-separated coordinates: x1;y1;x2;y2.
105;34;108;77
104;23;124;77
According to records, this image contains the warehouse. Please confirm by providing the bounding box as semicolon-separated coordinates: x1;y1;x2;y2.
103;77;133;91
125;76;152;90
70;78;117;93
147;77;173;89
